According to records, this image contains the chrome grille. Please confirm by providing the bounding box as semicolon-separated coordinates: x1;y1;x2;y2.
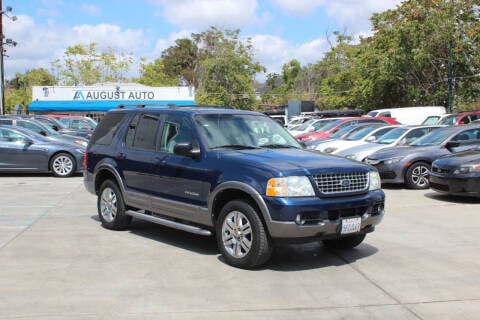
314;172;368;195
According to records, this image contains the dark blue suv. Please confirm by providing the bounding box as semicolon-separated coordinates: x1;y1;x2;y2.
84;106;385;268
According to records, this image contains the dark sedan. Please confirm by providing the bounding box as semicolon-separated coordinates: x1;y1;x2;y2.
429;146;480;197
365;124;480;189
0;126;85;177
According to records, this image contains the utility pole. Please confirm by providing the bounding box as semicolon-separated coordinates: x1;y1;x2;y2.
0;0;17;115
0;0;4;115
447;39;454;114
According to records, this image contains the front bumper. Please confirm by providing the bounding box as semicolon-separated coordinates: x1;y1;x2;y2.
429;173;480;198
263;190;385;241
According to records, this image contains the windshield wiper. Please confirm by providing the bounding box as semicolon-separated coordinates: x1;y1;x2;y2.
260;144;296;149
211;144;260;150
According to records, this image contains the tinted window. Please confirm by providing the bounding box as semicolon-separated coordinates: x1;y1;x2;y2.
158;114;194;153
90;112;126;145
126;114;160;150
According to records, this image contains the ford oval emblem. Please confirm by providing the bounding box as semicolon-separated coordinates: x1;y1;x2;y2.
340;179;351;187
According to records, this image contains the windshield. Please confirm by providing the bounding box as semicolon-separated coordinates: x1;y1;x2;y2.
330;125;362;139
195;114;302;149
84;117;98;129
437;115;460;125
410;128;453;146
315;119;343;132
345;126;379;141
296;119;316;131
376;127;408;144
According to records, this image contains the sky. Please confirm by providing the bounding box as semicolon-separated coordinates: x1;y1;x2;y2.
4;0;403;82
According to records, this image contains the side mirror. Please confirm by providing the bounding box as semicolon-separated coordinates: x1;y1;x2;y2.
40;130;47;136
173;142;200;158
365;136;376;143
52;125;59;131
22;138;34;148
445;141;460;151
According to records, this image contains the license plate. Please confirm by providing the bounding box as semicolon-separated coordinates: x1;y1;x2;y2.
341;217;361;234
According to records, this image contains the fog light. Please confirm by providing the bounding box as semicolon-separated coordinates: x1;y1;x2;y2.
295;214;306;225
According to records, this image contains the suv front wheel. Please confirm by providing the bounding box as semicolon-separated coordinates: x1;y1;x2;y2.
216;200;272;269
98;180;132;230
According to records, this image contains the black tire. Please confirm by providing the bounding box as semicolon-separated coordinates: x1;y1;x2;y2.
97;180;132;230
322;233;366;250
216;200;272;269
50;152;76;177
405;161;431;189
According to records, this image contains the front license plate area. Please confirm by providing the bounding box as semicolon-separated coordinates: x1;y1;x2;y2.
341;217;361;234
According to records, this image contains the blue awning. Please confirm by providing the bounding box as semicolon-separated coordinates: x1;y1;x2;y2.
28;100;196;112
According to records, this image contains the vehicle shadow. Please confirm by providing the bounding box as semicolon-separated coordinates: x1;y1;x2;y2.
263;242;378;272
424;192;480;204
91;216;379;270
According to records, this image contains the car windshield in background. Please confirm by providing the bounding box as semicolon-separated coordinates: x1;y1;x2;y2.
345;126;380;141
195;114;302;149
410;128;452;146
376;128;408;144
437;115;460;125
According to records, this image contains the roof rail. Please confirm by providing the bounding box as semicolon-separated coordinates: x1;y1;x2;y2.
117;103;175;109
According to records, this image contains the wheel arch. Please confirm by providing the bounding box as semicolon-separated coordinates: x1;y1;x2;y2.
93;164;124;197
209;182;272;234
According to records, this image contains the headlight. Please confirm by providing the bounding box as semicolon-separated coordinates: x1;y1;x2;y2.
75;140;88;147
384;157;403;165
369;171;382;190
453;164;480;174
324;147;338;153
266;176;315;197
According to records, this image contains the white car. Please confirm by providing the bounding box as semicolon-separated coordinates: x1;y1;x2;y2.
337;125;444;161
311;124;397;154
289;118;337;137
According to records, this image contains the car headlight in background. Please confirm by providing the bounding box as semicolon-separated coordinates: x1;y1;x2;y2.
384;157;403;165
453;164;480;174
324;147;338;153
369;171;382;190
266;176;315;197
75;140;88;147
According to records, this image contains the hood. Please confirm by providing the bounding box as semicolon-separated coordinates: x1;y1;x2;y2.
367;145;438;160
213;148;370;176
434;149;480;167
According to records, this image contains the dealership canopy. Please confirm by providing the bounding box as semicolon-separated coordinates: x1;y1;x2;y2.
28;84;195;112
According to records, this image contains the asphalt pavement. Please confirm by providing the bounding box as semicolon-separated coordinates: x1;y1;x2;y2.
0;174;479;319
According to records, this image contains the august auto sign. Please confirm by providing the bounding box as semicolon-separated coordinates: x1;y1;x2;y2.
73;90;155;100
32;84;194;102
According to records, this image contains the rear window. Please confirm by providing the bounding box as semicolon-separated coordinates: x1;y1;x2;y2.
90;112;126;145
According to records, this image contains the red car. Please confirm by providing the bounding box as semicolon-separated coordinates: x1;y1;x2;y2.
437;111;480;125
296;117;399;143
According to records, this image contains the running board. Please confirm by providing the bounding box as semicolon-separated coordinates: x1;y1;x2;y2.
126;210;212;236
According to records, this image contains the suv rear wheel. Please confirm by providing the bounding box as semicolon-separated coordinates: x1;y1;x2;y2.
216;200;272;269
98;180;132;230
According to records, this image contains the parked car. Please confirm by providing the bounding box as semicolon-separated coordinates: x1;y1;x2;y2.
0;116;88;147
0;125;85;177
289;118;337;136
296;117;398;143
46;114;98;131
429;146;480;197
84;106;386;269
29;115;93;139
337;125;443;162
364;124;480;189
367;106;446;125
437;111;480;125
310;124;396;154
285;116;312;129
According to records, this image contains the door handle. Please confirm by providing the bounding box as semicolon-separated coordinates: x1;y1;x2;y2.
154;157;167;166
118;152;126;159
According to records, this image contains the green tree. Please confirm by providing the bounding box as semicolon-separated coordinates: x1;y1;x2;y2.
52;43;134;85
192;27;265;110
5;68;55;113
135;58;178;86
161;38;198;86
